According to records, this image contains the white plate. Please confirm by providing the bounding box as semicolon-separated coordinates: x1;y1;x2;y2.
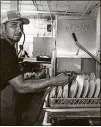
57;86;63;98
69;80;78;98
49;87;57;98
76;75;85;98
87;80;95;98
63;84;68;98
94;78;100;98
81;80;89;98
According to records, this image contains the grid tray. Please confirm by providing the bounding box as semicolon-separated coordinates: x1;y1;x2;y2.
49;98;101;108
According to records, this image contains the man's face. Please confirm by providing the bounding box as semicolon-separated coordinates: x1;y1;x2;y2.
5;20;23;44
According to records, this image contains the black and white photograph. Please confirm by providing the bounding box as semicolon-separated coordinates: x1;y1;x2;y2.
0;0;101;126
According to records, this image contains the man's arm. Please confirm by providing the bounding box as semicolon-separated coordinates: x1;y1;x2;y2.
9;74;51;93
9;73;73;94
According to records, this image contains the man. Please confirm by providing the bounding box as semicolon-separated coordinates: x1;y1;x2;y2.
0;10;75;125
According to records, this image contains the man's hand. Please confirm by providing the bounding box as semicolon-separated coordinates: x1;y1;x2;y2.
38;69;46;79
51;73;77;86
35;69;46;79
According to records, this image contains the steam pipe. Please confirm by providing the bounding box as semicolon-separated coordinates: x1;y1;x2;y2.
72;33;101;65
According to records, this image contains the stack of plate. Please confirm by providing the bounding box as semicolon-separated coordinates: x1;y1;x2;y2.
49;73;100;99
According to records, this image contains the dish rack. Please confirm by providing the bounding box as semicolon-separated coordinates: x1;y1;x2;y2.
42;93;101;125
49;97;101;108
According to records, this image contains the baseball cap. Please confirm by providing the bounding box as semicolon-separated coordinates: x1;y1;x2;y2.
1;10;30;24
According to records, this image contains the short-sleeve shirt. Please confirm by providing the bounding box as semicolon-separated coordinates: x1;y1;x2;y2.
0;38;22;91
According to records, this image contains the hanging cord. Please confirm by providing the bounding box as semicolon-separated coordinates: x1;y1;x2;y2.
28;86;54;125
18;31;25;55
72;33;101;65
28;72;77;125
